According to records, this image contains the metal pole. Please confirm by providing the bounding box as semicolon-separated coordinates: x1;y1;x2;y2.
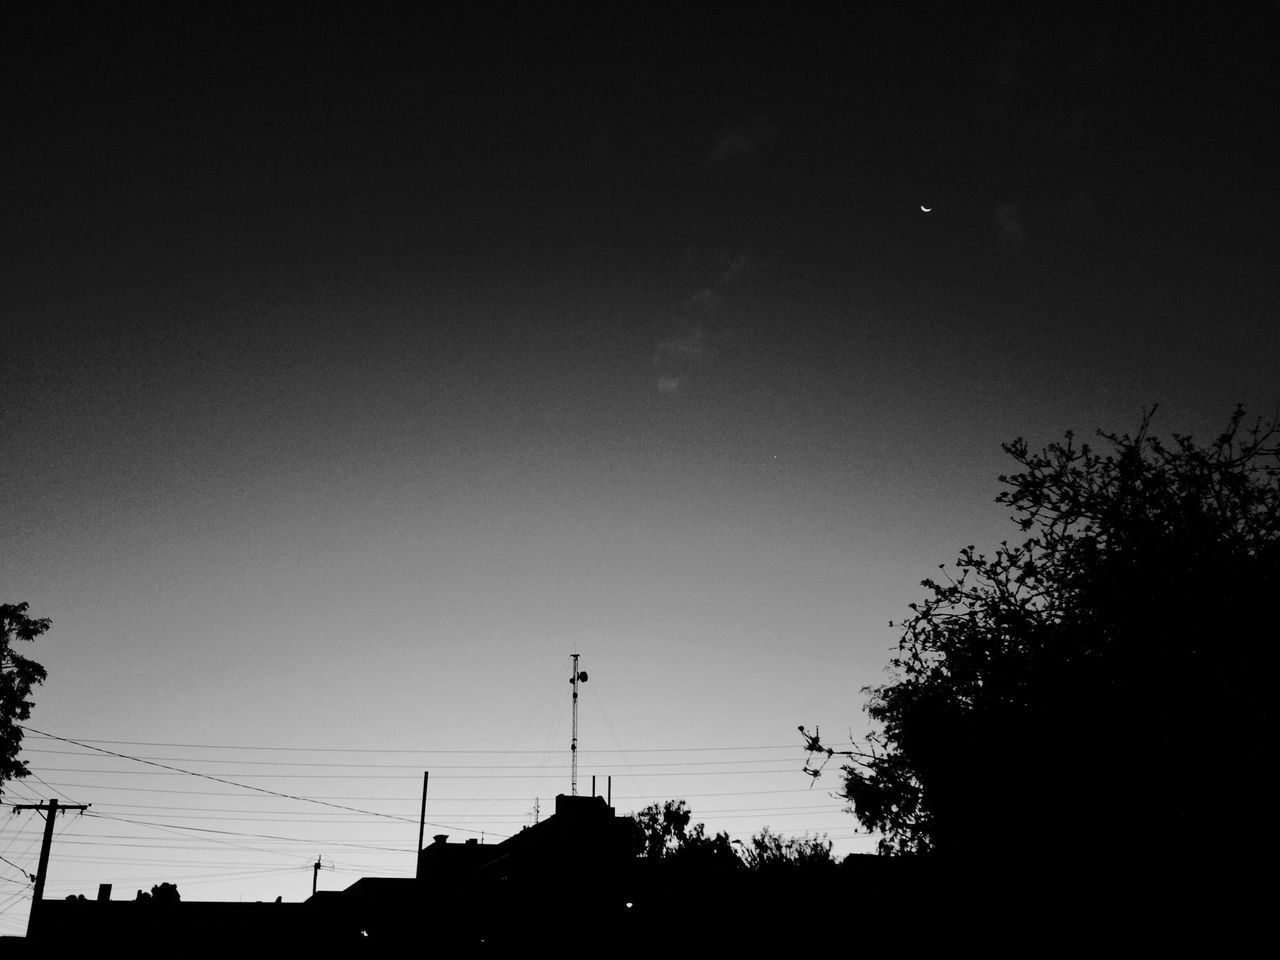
313;856;321;897
571;653;580;796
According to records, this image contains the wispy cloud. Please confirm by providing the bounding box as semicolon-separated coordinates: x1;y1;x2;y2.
705;116;779;166
652;252;751;396
656;321;709;363
656;375;683;396
994;201;1026;246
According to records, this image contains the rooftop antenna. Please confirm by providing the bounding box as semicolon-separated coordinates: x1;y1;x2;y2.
570;653;588;796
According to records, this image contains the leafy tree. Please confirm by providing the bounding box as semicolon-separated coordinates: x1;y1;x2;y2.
629;800;835;875
150;882;181;903
738;827;836;874
828;408;1280;862
628;799;738;870
1;603;49;794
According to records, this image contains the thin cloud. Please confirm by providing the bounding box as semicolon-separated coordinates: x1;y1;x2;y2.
656;375;683;396
653;248;753;396
688;288;722;314
656;322;709;363
705;116;779;166
719;254;750;286
994;201;1026;246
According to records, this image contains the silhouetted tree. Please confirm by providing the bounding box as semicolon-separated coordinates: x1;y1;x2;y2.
828;408;1280;863
150;882;181;903
629;800;836;876
627;799;738;870
739;827;836;874
1;603;49;794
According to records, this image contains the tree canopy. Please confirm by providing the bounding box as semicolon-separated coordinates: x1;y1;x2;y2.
737;826;835;874
627;799;739;873
1;602;49;793
627;799;832;875
831;408;1280;863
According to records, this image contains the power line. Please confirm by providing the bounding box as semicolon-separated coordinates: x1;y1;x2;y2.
0;853;34;883
25;733;794;754
20;727;499;838
56;800;846;824
84;812;411;854
26;747;794;770
32;766;802;779
28;781;845;801
24;769;80;806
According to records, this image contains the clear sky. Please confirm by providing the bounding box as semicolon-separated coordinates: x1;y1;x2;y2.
2;2;1277;932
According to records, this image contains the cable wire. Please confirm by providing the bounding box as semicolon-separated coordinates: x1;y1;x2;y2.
21;726;502;838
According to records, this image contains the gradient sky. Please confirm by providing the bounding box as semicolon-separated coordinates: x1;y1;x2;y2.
2;3;1277;929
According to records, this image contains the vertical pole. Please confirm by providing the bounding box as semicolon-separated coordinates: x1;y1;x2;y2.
608;776;612;807
12;799;90;939
571;653;580;796
592;775;596;798
418;771;429;852
313;856;321;897
30;798;58;919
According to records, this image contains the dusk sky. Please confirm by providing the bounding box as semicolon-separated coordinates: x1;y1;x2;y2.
2;3;1277;929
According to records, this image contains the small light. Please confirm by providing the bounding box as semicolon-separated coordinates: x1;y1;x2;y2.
625;902;634;909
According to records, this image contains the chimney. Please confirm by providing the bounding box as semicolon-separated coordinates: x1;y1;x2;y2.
432;834;449;845
97;884;112;902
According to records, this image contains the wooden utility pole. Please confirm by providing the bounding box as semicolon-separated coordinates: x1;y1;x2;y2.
310;854;333;898
417;771;429;852
12;798;90;937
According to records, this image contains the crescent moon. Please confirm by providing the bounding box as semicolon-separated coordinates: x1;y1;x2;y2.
920;205;933;213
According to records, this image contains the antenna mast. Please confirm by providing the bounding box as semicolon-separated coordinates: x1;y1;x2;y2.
570;653;588;796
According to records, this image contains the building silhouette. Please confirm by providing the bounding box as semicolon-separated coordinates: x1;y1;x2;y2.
31;793;637;948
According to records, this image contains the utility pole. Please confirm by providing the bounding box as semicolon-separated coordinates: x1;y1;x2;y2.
12;798;90;938
570;653;587;796
417;771;429;853
310;854;334;897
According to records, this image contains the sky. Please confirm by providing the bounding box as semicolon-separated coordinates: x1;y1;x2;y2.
2;1;1278;931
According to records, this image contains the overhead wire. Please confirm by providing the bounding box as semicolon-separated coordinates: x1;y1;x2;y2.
585;682;645;802
34;765;803;779
469;657;571;824
29;734;795;754
86;811;414;855
0;851;33;882
70;798;843;820
32;779;845;801
25;768;80;806
20;726;498;838
12;726;869;905
0;887;32;916
25;747;797;769
0;815;45;885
